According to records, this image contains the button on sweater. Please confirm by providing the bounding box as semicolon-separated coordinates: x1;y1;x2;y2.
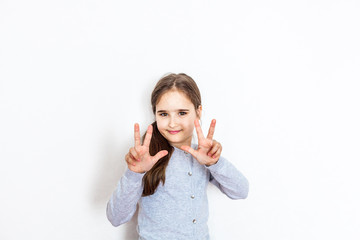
106;144;249;240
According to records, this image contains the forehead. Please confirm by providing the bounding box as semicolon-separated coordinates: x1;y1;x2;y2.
156;90;194;110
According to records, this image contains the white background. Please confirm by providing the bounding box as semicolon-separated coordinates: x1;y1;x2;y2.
1;0;359;239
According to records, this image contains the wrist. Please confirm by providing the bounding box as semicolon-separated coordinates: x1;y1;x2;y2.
128;166;146;174
205;158;219;167
124;168;146;182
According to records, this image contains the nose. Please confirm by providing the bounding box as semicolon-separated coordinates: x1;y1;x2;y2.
168;115;177;128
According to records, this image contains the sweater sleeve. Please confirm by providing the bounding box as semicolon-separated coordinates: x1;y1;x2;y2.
206;156;249;199
106;168;145;227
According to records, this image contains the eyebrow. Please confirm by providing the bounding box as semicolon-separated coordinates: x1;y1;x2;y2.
156;109;190;113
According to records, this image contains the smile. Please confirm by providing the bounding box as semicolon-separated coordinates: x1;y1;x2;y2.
168;130;181;135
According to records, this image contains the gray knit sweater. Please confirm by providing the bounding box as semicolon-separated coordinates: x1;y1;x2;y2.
106;144;249;240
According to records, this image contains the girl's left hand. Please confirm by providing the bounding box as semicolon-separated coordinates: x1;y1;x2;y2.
181;119;222;166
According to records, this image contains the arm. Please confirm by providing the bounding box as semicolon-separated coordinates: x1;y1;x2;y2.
107;123;168;226
206;156;249;199
106;169;145;227
180;119;249;199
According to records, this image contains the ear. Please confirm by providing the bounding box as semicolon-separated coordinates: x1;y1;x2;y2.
196;105;202;119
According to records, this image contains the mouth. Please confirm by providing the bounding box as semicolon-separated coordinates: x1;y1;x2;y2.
168;130;181;135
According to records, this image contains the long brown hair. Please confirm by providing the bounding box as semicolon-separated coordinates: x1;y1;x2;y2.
142;73;202;196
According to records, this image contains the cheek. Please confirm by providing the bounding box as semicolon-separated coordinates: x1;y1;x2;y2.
187;114;197;127
184;120;195;132
156;118;166;130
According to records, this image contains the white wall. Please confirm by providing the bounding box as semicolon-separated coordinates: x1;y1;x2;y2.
1;0;359;239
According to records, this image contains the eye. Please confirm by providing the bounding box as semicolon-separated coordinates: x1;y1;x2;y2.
159;113;168;117
179;112;187;116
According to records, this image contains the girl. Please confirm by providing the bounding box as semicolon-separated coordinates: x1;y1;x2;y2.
107;73;249;239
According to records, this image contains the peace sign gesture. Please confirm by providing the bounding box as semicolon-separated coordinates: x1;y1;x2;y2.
181;119;222;166
125;123;169;173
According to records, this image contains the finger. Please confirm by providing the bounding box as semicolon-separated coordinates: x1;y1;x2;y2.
143;124;153;148
211;144;222;158
134;123;141;147
125;154;136;166
130;152;140;162
194;119;205;140
212;148;222;159
207;142;220;156
206;119;216;140
130;147;140;161
180;145;198;158
152;150;168;162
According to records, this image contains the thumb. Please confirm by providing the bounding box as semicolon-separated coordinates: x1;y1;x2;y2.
180;145;197;158
152;150;169;163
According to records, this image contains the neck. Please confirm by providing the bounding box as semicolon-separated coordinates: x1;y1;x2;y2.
171;138;192;149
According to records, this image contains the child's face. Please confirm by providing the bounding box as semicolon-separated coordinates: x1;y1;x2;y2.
155;89;201;149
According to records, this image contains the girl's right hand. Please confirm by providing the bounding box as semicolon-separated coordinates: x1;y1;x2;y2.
125;123;168;174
